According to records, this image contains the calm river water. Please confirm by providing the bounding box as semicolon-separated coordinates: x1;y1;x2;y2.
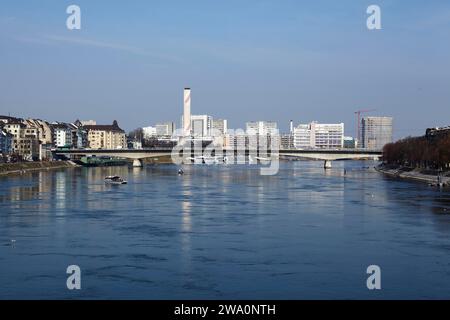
1;161;450;299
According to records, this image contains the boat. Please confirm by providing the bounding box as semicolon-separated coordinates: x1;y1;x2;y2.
190;155;224;165
191;156;204;164
104;176;128;185
203;156;220;165
78;155;128;167
256;156;271;165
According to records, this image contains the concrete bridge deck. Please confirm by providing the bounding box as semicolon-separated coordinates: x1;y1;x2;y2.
53;148;382;168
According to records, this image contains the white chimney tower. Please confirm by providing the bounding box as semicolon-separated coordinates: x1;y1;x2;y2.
183;88;191;136
290;120;293;134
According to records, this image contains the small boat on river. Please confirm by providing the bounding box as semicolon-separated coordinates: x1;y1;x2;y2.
104;176;128;185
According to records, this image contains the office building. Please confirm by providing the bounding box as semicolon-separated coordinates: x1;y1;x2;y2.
281;134;294;149
212;119;227;136
293;122;344;149
190;115;213;137
246;121;278;136
155;122;175;136
143;126;157;139
360;117;393;150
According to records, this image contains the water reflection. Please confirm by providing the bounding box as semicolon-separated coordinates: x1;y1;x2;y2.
55;171;66;211
1;161;450;299
180;169;193;277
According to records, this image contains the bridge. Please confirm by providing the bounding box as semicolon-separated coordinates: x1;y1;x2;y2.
278;149;381;168
52;148;382;168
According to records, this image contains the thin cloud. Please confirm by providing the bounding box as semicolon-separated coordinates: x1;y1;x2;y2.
44;35;149;56
16;33;182;64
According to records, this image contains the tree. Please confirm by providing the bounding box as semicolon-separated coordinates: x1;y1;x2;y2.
382;131;450;171
127;128;144;142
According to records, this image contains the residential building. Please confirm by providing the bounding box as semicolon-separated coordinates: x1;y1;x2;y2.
71;120;88;149
21;119;54;160
80;120;97;126
0;115;24;125
84;120;126;150
3;120;24;140
14;136;40;160
24;119;53;145
0;127;13;155
293;122;344;149
3;120;41;160
360;117;393;150
52;123;73;148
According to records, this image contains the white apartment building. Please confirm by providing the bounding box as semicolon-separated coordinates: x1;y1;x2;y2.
52;124;72;148
293;122;344;149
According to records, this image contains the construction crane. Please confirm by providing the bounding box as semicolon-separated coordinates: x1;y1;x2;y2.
355;109;376;143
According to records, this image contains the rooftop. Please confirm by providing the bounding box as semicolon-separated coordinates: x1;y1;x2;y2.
83;120;125;133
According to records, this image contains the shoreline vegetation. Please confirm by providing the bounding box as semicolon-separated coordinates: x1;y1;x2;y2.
376;164;449;186
379;129;450;187
0;161;79;176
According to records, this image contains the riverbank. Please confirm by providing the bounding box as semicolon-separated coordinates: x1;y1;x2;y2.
376;165;450;186
0;161;79;176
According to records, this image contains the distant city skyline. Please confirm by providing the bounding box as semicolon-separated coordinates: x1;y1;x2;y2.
1;1;450;138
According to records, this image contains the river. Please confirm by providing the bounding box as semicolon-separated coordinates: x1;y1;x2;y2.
1;160;450;299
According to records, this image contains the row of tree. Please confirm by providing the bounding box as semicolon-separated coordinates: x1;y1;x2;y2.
383;133;450;170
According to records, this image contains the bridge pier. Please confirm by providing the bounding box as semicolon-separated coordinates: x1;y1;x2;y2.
324;160;332;169
132;159;143;167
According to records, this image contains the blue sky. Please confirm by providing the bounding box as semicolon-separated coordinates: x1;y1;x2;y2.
0;0;449;137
